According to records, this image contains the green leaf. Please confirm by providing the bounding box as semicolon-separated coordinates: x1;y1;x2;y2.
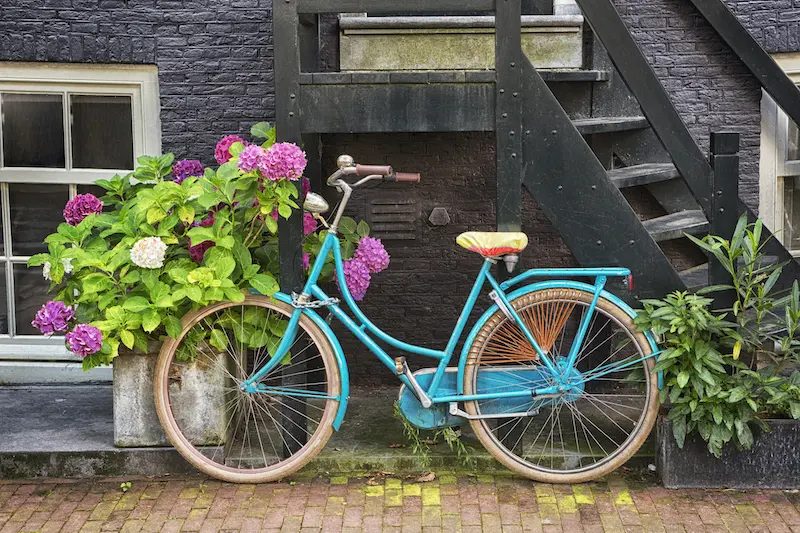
209;329;227;351
123;297;150;313
672;416;687;448
249;273;279;296
677;371;690;388
728;386;748;403
82;273;113;294
232;241;252;269
120;330;135;350
357;220;370;237
250;122;274;139
339;217;357;235
142;309;161;333
164;315;183;338
120;271;140;284
185;285;203;302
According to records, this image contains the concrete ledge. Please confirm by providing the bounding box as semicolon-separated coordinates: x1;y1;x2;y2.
340;15;584;71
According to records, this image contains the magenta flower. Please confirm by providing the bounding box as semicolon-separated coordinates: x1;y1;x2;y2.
172;159;204;184
270;208;279;220
302;177;311;197
214;134;246;165
65;324;103;357
259;142;307;181
354;236;390;273
302;252;310;271
337;258;371;301
32;301;75;336
303;212;317;236
237;144;266;173
63;193;103;226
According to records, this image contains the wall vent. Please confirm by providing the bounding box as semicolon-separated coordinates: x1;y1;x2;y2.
366;192;419;240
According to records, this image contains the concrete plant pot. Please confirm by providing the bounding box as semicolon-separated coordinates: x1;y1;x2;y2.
113;348;227;448
339;15;585;71
658;416;800;489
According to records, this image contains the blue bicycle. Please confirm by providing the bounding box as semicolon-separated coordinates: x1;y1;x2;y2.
154;155;660;483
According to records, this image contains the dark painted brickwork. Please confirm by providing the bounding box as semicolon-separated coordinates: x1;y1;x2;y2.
320;133;576;384
0;0;275;164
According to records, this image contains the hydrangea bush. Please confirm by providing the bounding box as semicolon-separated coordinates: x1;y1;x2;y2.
28;122;389;369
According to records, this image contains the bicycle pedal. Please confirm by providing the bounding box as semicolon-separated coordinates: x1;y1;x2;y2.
394;357;405;376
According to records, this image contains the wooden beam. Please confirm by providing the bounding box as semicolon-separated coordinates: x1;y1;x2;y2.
574;0;713;216
688;0;800;129
297;0;494;13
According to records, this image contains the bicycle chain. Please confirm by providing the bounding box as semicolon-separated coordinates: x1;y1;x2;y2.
291;292;340;309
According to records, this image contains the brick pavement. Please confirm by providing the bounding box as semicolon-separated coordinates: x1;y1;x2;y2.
1;473;799;533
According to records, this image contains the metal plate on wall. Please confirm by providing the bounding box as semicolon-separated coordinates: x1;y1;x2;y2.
366;191;419;240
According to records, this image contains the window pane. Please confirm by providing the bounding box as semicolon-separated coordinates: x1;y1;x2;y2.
9;184;70;256
789;119;799;162
784;177;800;252
1;93;65;168
14;264;51;336
71;95;134;169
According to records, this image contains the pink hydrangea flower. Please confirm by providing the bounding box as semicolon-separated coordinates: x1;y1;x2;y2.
63;193;103;226
65;324;103;357
337;258;371;301
302;177;311;197
188;217;215;263
302;252;310;271
237;144;266;173
303;212;317;236
32;301;75;336
354;236;390;273
259;142;307;181
172;159;204;184
270;208;279;220
214;134;246;165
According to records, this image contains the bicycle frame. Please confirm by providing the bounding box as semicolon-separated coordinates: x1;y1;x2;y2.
242;231;643;409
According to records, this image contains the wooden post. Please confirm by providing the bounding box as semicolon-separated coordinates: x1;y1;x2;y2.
275;0;308;456
708;132;739;313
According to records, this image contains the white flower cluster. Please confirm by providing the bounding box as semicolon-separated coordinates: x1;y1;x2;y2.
42;258;74;281
130;237;167;269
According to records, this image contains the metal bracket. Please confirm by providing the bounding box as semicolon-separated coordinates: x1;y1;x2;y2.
291;292;340;309
489;290;514;320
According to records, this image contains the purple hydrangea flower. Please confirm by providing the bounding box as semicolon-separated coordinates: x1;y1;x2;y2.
172;159;205;184
302;252;310;271
303;212;317;236
63;193;103;226
65;324;103;358
32;300;75;336
259;142;307;182
237;144;266;173
354;236;390;273
337;258;371;301
214;134;246;165
302;177;311;197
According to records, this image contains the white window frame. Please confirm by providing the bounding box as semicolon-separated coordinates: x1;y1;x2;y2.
0;63;160;372
760;52;800;255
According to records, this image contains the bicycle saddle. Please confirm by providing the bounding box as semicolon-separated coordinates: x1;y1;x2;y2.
456;231;528;257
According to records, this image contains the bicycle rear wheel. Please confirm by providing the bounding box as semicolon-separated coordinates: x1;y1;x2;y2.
464;287;657;483
154;295;340;483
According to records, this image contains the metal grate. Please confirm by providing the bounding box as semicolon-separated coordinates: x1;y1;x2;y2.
366;192;419;240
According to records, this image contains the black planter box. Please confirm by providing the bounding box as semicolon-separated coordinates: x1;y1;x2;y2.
658;416;800;489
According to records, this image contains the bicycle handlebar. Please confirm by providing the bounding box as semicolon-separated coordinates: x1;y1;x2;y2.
354;164;393;177
392;172;421;183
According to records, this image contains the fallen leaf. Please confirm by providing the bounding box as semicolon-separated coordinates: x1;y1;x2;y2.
416;472;436;483
388;443;406;448
366;477;379;486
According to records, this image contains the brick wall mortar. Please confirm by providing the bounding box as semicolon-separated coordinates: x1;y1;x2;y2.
0;0;275;164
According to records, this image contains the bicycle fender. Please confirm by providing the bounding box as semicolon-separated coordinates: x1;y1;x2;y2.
273;292;350;431
456;280;662;394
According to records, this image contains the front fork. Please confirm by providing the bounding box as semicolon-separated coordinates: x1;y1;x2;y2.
240;307;304;393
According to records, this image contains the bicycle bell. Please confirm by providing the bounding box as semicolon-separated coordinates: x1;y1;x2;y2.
337;154;355;169
303;192;329;214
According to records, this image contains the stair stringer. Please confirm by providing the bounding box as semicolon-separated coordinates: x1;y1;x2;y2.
520;57;685;299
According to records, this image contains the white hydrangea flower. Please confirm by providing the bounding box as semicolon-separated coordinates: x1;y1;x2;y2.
130;237;167;269
42;258;74;281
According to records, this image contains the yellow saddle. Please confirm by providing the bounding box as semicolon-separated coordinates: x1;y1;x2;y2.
456;231;528;257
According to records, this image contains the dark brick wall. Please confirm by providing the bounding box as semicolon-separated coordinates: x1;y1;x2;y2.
0;0;275;165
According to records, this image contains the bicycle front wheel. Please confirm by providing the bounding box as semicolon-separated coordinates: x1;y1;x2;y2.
154;295;341;483
464;287;658;483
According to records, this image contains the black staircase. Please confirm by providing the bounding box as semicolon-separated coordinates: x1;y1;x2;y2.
275;0;800;300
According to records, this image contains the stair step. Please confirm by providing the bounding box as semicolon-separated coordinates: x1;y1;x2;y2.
572;117;650;135
300;69;611;85
643;210;708;242
608;163;680;188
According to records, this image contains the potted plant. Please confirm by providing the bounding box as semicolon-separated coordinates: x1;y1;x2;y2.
28;122;390;447
636;215;800;488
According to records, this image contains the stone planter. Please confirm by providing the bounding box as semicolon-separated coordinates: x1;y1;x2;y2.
658;416;800;489
113;349;227;448
339;15;584;71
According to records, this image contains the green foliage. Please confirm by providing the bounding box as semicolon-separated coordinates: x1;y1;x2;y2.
119;481;132;493
392;402;475;469
637;215;800;458
31;125;370;370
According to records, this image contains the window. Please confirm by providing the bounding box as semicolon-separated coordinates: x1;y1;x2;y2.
760;53;800;255
0;63;159;373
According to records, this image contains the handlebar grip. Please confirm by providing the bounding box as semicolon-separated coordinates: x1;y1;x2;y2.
394;172;421;183
355;164;393;177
